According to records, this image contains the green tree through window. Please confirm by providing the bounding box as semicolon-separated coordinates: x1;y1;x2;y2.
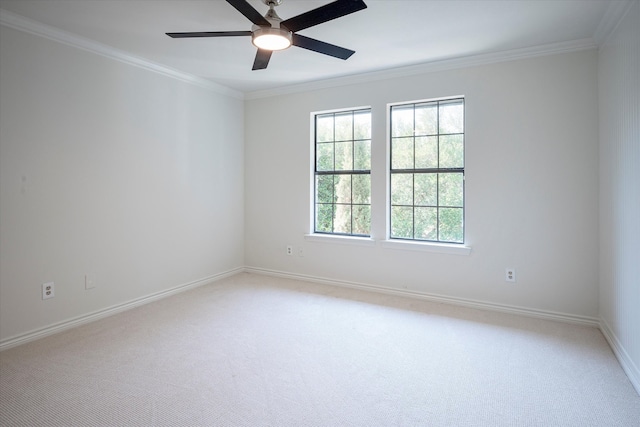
390;98;465;243
314;109;371;236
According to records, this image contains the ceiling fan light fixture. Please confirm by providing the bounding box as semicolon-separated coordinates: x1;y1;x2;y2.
167;0;367;70
252;27;292;51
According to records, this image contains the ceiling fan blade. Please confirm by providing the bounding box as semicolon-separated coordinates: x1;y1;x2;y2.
252;49;273;70
166;31;252;38
226;0;271;27
292;34;355;60
281;0;367;33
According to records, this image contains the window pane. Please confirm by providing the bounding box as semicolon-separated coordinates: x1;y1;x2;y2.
415;136;438;169
315;108;371;237
415;102;437;135
391;137;413;169
354;110;371;140
352;174;371;204
334;174;352;204
391;173;413;205
316;114;334;142
353;205;371;235
439;134;464;168
439;100;464;134
414;173;437;206
317;143;333;171
439;173;464;207
335;141;353;171
391;206;413;238
335;112;353;141
388;98;464;244
438;208;463;242
415;207;438;240
354;140;371;170
334;204;352;234
391;105;414;137
315;175;334;203
316;204;333;232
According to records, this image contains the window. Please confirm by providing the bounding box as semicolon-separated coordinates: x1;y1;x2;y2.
314;108;372;236
389;98;465;243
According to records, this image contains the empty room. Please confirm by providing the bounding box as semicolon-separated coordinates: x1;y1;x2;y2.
1;0;639;425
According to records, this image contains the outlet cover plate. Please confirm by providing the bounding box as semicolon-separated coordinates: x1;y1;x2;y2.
85;275;96;290
42;282;55;299
505;268;516;282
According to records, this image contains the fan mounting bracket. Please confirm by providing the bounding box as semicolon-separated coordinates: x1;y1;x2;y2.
262;0;283;6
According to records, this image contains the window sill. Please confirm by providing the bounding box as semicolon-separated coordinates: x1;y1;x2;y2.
304;234;377;247
380;239;471;255
304;234;471;255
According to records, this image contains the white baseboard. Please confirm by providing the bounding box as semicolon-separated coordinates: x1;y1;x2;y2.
599;318;640;395
0;267;243;352
6;265;636;398
243;267;600;327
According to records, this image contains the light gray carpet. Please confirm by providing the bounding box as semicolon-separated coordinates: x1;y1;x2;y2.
1;272;639;426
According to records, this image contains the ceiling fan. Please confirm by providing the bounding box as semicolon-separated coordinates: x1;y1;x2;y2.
166;0;367;70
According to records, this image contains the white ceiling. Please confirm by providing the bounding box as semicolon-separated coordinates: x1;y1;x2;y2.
0;0;625;94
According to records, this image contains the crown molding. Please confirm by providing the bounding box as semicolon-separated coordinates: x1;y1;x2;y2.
245;38;597;100
593;0;636;46
1;6;609;102
0;9;244;100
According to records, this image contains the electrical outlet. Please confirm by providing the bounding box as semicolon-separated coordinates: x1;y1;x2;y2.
286;245;293;256
505;268;516;283
42;282;55;300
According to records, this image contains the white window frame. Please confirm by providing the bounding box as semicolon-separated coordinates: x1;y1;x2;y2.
387;96;466;245
309;106;373;238
307;100;471;256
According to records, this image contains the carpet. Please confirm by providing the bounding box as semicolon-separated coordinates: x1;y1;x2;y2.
1;272;639;426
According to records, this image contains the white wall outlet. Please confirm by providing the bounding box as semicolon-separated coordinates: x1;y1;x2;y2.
286;245;293;256
42;282;55;299
85;275;96;290
505;268;516;282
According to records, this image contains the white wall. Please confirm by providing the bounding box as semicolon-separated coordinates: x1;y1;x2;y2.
598;0;640;391
245;50;600;319
0;26;245;343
